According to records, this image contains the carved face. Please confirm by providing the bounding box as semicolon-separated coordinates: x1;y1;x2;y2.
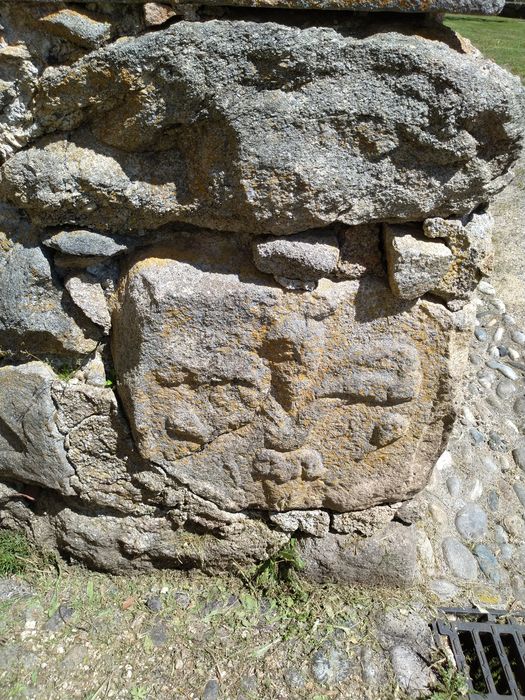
112;234;456;513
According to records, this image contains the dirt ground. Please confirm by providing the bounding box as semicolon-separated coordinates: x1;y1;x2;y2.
0;563;451;700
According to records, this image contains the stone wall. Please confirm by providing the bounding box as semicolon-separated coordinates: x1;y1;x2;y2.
0;0;523;582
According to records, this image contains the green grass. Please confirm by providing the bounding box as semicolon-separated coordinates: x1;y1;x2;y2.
0;530;32;575
444;15;525;80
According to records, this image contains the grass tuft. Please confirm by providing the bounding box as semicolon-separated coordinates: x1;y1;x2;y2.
0;530;32;576
252;538;306;601
429;653;469;700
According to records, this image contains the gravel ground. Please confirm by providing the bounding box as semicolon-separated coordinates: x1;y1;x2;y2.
0;566;441;700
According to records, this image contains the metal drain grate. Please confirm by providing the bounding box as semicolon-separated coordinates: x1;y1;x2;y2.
433;608;525;699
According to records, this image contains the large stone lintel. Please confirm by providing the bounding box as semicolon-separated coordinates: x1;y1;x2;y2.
0;0;506;15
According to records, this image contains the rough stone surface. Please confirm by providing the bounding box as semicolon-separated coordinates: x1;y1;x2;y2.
331;505;397;536
143;3;177;25
52;382;148;513
299;523;420;586
0;362;74;493
1;22;522;235
0;206;98;356
37;9;112;49
65;274;112;332
113;234;470;513
252;232;339;287
310;644;352;686
43;230;131;259
390;645;434;695
42;508;289;574
384;224;453;300
268;510;330;537
336;224;385;280
423;209;495;308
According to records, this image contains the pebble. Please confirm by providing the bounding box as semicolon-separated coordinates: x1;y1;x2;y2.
0;645;38;673
512;576;525;604
390;645;433;694
430;503;448;528
468;381;480;394
493;327;504;344
481;456;499;475
487;490;500;511
360;647;387;686
202;679;220;700
478;374;494;389
446;476;461;498
474;327;488;342
489;346;500;359
492;299;506;313
148;620;168;647
516;546;525;572
470;352;483;366
513;483;525;508
239;676;257;694
469;480;483;501
486;359;519;381
488;432;507;452
435;451;453;471
44;604;75;632
478;281;496;296
487;394;501;410
284;669;306;689
469;428;485;446
474;544;501;585
504;515;525;539
511;330;525;346
429;580;458;601
145;596;163;612
173;591;191;609
496;380;516;400
500;544;514;561
462;407;476;425
455;504;487;541
310;644;352;686
494;525;508;545
513;446;525;472
514;397;525;416
442;537;478;580
508;348;520;361
497;345;509;357
0;579;33;602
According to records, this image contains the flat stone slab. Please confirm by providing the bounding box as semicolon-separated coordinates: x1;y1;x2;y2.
0;0;506;14
179;0;506;13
